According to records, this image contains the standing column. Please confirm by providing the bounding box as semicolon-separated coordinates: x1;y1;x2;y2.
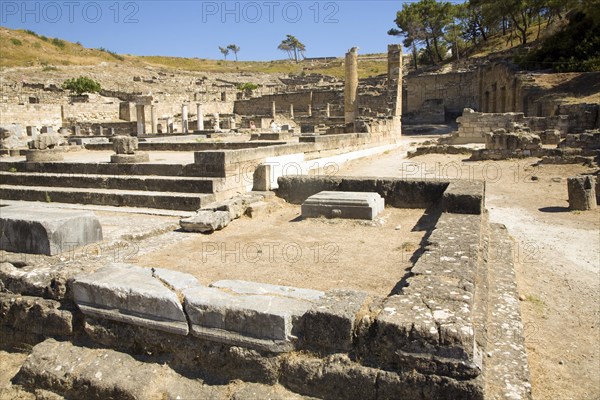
344;47;359;125
326;103;331;118
214;113;220;130
307;104;312;117
196;103;204;131
290;104;294;119
272;101;277;118
150;105;158;134
182;104;189;133
135;104;145;136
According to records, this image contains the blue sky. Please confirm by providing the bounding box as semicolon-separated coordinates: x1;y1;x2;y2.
1;1;465;61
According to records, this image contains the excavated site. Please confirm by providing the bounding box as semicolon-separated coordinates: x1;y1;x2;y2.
0;42;599;400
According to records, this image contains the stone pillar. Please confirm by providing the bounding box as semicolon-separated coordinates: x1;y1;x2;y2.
98;126;104;136
230;117;236;129
135;104;145;136
73;126;80;136
568;176;597;211
308;104;312;117
214;113;220;130
109;128;116;136
344;47;359;125
272;101;277;118
326;103;331;118
290;104;294;119
387;44;403;117
182;104;189;133
196;104;204;131
150;105;158;134
167;117;173;134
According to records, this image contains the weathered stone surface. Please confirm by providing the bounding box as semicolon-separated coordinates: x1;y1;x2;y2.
253;163;273;191
245;201;269;218
24;150;65;162
210;280;324;301
112;135;138;154
28;133;64;150
281;354;378;400
183;285;313;341
0;261;85;300
567;176;597;210
301;191;384;220
13;339;224;400
180;210;231;233
301;290;368;353
376;370;484;400
442;180;485;215
0;293;73;337
72;263;189;335
0;206;103;256
485;130;541;151
110;152;149;163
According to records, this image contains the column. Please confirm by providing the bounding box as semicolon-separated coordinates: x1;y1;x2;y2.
344;47;359;125
196;103;204;131
272;101;277;118
387;44;403;117
214;113;220;130
150;105;158;134
326;103;331;118
290;104;294;119
182;104;189;133
135;104;145;136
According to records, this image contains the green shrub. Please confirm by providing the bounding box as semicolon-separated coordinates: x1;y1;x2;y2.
10;38;22;46
62;76;102;95
51;38;66;49
24;29;38;37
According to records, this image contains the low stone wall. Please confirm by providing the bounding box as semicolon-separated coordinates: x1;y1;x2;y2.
0;104;62;130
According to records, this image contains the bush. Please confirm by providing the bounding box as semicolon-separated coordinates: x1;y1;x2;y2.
10;38;22;46
51;38;66;48
24;29;38;37
62;76;101;95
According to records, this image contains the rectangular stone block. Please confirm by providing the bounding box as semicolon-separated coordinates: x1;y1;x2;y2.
0;206;103;256
72;263;189;335
210;280;324;301
301;290;368;353
183;286;313;341
301;191;384;220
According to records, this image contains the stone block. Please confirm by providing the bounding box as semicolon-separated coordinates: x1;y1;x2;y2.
567;176;597;210
72;263;189;335
110;152;149;163
442;180;485;214
180;210;231;233
253;164;273;191
25;149;65;162
0;293;73;337
183;285;314;341
245;201;269;218
302;191;384;220
0;206;103;256
112;135;138;154
301;290;368;353
210;280;324;301
28;133;64;150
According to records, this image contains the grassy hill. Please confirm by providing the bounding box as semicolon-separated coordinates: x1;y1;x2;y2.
0;27;388;79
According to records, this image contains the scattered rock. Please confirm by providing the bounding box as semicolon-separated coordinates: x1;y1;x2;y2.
180;210;231;233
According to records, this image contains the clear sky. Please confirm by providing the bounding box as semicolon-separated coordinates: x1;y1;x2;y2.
1;1;465;61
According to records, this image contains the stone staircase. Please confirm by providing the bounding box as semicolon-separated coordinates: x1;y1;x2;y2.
0;161;218;211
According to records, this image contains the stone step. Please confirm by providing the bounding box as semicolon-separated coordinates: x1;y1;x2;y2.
0;160;207;177
0;185;215;211
1;171;216;194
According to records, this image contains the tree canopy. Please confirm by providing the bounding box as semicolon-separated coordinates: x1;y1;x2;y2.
227;44;240;61
62;76;101;95
278;35;305;63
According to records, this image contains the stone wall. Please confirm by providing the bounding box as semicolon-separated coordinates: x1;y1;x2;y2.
453;109;526;143
62;103;120;122
0;104;62;129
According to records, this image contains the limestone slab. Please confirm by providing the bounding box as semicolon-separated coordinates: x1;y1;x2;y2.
210;280;324;301
301;191;384;220
0;206;103;255
183;285;313;341
72;263;189;335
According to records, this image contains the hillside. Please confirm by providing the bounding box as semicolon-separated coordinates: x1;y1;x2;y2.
0;27;388;79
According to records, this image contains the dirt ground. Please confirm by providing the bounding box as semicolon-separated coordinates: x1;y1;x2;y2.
136;204;429;297
339;151;600;400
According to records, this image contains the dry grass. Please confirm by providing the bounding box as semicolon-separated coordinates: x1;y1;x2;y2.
0;27;387;79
